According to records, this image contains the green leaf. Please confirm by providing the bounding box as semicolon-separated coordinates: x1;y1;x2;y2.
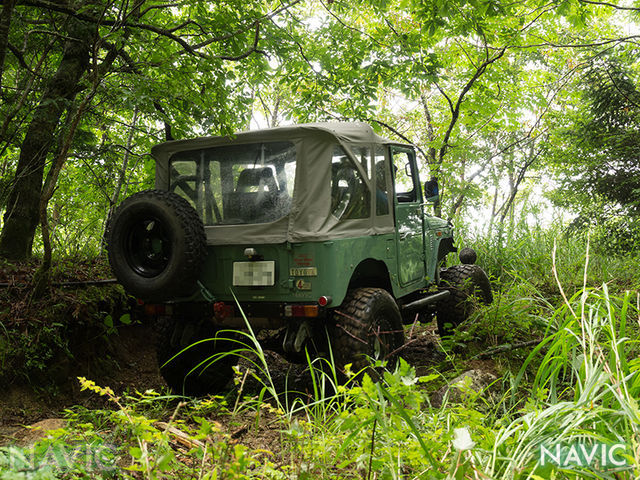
129;446;142;459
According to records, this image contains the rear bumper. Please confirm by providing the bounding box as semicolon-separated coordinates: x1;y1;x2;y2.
139;300;329;330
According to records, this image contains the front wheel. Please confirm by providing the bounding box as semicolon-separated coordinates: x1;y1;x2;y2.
328;287;405;379
437;264;493;337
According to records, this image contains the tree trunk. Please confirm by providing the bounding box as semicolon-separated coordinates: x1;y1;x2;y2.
498;143;540;225
32;88;96;299
0;36;56;159
0;16;94;260
270;95;280;127
112;109;138;204
419;90;437;165
153;101;174;141
0;0;15;94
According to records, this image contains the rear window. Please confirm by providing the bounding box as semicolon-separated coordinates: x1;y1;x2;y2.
169;142;296;225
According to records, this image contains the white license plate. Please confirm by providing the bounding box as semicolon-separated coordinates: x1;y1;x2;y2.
233;261;275;286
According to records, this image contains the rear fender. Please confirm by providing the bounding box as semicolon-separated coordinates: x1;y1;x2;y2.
347;259;393;296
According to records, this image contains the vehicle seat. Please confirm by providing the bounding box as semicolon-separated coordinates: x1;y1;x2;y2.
236;167;278;194
226;167;279;222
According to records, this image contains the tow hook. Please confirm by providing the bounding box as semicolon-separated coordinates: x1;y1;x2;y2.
283;320;313;354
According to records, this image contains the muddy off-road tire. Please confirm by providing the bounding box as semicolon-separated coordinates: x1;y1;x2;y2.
329;287;405;378
437;264;493;337
106;190;206;301
155;316;237;396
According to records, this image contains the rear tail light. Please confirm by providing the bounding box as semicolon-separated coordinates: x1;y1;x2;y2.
214;302;234;319
284;304;319;318
304;305;319;317
318;296;332;307
143;304;173;316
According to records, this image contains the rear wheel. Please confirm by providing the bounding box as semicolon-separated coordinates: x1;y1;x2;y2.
437;264;493;337
328;287;405;379
155;316;237;396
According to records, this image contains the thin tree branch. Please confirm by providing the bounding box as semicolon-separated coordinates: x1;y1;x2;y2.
520;4;556;32
605;66;640;110
454;38;478;69
367;118;431;162
6;41;32;71
438;47;507;164
578;0;640;11
434;81;454;115
319;0;391;49
217;22;266;61
491;35;640;50
18;0;300;59
190;0;304;50
471;339;543;359
138;2;179;18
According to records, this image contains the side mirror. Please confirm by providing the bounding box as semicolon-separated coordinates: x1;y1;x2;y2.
424;178;439;203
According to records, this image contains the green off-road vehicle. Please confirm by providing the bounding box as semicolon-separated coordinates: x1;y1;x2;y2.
106;122;492;395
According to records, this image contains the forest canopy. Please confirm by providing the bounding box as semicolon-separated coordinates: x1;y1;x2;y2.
1;0;639;263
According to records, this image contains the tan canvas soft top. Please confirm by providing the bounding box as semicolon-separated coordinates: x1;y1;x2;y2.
152;122;409;245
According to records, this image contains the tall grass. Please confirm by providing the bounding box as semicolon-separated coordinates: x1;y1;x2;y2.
487;267;640;478
283;280;639;478
280;228;640;478
460;220;640;295
167;291;354;429
4;223;640;479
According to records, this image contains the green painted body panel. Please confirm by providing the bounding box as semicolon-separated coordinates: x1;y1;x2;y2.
197;234;411;307
395;203;425;286
195;218;451;308
424;215;453;283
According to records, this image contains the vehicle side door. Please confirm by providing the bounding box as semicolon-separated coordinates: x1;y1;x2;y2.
390;146;425;287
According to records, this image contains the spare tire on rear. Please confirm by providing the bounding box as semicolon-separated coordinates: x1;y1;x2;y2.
106;190;206;301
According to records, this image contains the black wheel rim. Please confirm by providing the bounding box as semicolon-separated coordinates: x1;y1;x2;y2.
124;216;172;278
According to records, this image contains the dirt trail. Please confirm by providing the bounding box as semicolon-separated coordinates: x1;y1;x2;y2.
0;260;462;452
0;324;165;446
0;322;447;448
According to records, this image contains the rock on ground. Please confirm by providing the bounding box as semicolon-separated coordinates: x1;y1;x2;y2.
430;369;497;408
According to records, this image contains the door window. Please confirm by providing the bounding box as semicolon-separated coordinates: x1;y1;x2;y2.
391;149;418;203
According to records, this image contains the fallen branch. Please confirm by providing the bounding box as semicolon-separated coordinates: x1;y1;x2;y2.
384;337;420;360
0;279;118;288
155;421;205;450
471;339;542;359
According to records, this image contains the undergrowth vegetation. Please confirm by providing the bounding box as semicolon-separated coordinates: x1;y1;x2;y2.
1;222;639;479
0;259;131;387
